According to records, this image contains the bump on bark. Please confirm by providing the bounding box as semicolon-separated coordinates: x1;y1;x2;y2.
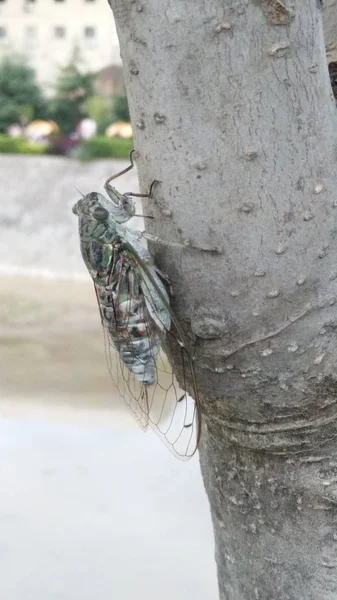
259;0;295;25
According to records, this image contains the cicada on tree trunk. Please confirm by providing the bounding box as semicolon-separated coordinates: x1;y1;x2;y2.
72;152;201;459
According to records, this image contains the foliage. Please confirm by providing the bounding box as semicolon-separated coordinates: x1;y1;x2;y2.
90;95;131;135
48;52;95;134
47;98;80;136
0;56;46;132
73;136;133;161
46;134;80;157
86;94;110;125
97;114;114;135
111;95;130;122
95;95;130;135
0;133;132;160
0;134;47;154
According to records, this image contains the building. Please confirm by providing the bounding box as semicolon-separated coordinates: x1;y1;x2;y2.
95;63;124;96
0;0;121;92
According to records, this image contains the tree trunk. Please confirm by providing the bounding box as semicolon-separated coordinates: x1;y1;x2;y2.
323;0;337;61
108;1;337;598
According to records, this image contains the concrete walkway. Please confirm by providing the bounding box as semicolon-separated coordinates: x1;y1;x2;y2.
0;400;217;600
0;156;218;600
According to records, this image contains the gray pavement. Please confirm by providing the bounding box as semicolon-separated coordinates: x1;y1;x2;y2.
0;401;217;600
0;155;218;600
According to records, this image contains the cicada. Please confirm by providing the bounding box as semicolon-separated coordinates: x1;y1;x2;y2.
72;152;201;459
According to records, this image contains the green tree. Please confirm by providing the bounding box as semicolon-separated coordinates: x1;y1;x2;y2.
111;95;130;122
86;94;110;128
49;53;95;134
0;56;45;132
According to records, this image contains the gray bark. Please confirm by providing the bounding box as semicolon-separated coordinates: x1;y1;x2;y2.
108;1;337;598
323;0;337;61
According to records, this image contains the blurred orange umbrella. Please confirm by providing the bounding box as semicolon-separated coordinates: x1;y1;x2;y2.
25;120;60;139
105;121;133;139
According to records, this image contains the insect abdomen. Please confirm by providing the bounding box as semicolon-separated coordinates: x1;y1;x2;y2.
111;332;160;386
96;278;160;386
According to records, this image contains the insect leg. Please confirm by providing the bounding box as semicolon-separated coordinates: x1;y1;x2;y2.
126;179;161;199
133;214;154;219
104;149;135;190
153;266;174;296
141;231;222;254
154;266;171;286
141;232;189;250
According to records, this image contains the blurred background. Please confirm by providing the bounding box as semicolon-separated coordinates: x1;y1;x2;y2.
0;1;218;598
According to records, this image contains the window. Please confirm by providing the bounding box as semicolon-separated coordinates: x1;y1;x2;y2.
84;26;95;39
0;26;6;39
23;0;37;14
54;26;66;39
26;25;37;42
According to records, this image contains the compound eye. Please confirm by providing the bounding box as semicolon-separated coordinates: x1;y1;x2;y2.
92;206;109;222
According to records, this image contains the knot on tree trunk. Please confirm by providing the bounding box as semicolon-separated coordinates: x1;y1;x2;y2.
204;375;337;456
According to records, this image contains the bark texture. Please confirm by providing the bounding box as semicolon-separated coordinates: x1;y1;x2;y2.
108;1;337;598
323;0;337;61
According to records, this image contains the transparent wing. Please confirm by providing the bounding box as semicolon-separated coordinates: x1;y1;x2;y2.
94;257;201;460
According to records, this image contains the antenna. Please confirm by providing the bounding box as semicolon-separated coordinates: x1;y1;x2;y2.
75;186;85;198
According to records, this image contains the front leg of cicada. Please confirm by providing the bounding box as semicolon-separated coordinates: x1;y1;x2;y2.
125;179;161;200
103;152;159;203
104;153;159;223
122;180;161;220
103;151;138;224
104;149;136;199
